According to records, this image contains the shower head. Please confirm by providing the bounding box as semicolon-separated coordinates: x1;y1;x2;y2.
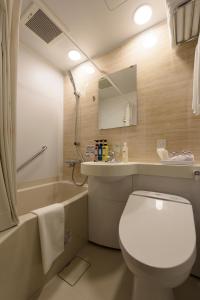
68;70;80;98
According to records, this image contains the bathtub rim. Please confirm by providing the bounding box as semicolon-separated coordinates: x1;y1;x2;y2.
17;180;88;193
0;184;88;244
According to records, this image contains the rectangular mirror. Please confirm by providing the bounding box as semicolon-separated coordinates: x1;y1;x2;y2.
98;65;137;129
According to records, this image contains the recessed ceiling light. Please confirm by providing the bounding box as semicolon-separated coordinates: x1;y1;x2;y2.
133;5;152;25
68;50;81;61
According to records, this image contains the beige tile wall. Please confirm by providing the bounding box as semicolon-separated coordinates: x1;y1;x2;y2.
63;21;198;179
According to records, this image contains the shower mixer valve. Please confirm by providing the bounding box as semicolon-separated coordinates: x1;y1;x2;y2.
65;160;81;167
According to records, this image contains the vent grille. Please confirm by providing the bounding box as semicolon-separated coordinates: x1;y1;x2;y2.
104;0;128;11
99;78;112;89
25;9;62;43
174;0;200;45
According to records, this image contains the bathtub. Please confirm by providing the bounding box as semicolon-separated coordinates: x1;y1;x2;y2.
0;181;88;300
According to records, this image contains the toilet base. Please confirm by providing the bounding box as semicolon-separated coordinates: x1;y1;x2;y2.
132;276;175;300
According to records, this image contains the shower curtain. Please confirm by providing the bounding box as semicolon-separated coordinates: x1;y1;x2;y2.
0;0;21;231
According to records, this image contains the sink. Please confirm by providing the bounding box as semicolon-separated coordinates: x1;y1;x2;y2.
81;162;137;248
82;162;134;249
82;161;200;249
81;161;138;177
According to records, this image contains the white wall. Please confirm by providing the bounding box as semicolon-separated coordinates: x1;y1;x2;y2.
17;44;64;185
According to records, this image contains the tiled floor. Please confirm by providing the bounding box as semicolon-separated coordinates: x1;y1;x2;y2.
34;243;200;300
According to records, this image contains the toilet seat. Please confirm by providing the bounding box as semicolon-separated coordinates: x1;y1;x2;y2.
119;191;196;276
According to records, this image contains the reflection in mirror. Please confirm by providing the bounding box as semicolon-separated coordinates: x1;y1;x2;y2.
98;65;137;129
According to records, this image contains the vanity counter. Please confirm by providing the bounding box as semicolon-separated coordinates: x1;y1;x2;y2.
81;161;200;179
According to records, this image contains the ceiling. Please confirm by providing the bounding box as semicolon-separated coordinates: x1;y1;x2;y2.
20;0;167;72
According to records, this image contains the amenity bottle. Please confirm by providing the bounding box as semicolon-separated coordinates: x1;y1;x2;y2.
95;140;99;162
122;142;128;163
102;139;109;161
98;140;103;161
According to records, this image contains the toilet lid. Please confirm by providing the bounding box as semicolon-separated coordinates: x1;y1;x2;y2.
119;193;196;269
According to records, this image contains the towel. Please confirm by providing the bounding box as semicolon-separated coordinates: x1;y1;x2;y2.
165;0;187;47
166;0;186;12
192;35;200;115
32;203;65;274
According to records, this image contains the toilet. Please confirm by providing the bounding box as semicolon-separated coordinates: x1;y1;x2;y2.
119;191;196;300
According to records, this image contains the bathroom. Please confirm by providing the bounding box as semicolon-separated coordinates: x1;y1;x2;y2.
0;0;200;299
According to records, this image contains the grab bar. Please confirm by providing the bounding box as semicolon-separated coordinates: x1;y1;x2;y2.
17;145;48;172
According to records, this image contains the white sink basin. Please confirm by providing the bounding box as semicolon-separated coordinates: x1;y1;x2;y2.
81;161;138;177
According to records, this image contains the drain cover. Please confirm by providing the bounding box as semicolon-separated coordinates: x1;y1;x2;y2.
58;256;90;286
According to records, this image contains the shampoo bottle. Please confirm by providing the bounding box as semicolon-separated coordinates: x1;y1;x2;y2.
105;140;109;161
95;140;99;161
98;140;103;161
102;140;106;162
122;142;128;163
102;139;109;161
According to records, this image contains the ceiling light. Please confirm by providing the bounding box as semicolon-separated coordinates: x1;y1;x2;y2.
142;32;157;48
133;5;152;25
68;50;81;61
83;65;95;75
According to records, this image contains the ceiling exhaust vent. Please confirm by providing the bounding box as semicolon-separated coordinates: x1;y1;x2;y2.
104;0;128;11
25;8;62;44
99;78;112;89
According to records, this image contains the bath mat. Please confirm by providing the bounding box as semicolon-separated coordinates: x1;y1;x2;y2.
58;256;90;286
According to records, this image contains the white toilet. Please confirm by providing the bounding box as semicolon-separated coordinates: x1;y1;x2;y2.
119;191;196;300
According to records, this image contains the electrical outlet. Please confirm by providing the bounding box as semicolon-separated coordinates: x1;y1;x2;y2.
157;139;166;149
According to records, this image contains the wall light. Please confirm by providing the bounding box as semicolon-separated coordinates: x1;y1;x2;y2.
133;5;152;25
142;32;157;48
68;50;81;61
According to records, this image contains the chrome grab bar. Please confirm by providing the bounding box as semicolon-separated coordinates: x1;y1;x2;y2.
17;145;48;172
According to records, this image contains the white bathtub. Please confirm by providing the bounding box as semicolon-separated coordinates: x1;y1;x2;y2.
17;181;87;215
0;181;88;300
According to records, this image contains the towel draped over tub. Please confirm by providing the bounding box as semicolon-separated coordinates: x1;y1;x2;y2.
32;203;65;274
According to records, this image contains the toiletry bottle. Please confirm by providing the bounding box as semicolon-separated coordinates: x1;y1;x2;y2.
102;140;107;161
90;144;96;161
114;144;121;162
157;148;169;161
98;140;103;161
95;140;99;161
85;145;91;162
162;148;169;160
104;140;109;161
122;142;128;163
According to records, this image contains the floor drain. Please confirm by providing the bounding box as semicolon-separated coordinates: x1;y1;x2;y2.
58;256;90;286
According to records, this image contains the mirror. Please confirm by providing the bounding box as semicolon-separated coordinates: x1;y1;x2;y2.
98;65;137;129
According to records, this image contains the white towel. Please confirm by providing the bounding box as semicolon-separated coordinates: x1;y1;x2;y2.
192;35;200;115
165;0;187;47
32;203;65;274
166;0;186;11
